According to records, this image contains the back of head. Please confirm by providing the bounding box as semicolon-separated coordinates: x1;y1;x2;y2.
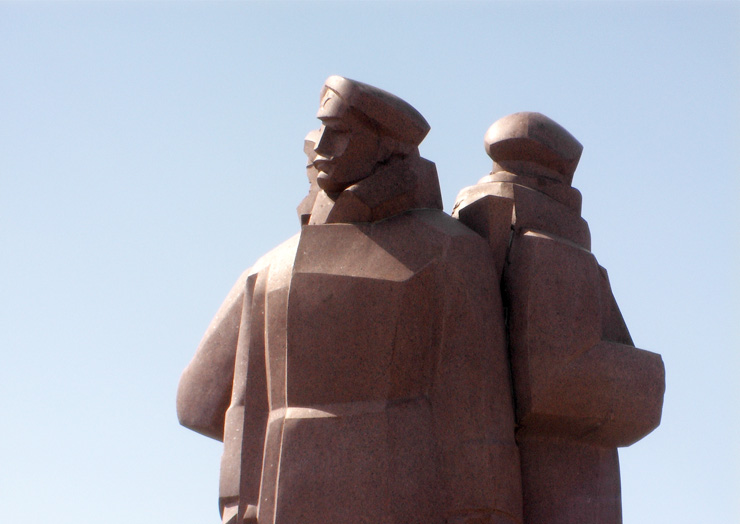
484;112;583;186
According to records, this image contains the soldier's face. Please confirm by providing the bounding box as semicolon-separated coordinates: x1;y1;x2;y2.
313;104;380;193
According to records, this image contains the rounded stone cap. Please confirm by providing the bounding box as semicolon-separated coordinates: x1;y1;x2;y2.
484;112;583;184
318;75;430;146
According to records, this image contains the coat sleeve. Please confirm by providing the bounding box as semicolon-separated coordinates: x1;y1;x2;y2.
504;230;665;447
176;269;251;441
431;232;523;524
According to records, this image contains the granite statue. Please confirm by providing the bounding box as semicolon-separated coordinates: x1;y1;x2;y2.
178;76;524;524
453;112;665;524
178;79;665;524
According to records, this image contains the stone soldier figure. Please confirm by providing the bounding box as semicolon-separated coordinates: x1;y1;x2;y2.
177;77;523;524
453;112;665;524
295;129;320;226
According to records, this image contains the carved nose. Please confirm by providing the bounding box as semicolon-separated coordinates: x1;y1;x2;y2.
314;126;333;156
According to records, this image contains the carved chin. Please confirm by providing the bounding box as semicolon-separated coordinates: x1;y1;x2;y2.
316;171;344;193
317;171;364;194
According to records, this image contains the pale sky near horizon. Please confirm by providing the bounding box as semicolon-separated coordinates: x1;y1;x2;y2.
1;2;738;523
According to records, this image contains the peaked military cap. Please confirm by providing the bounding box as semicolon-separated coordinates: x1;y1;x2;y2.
317;75;430;146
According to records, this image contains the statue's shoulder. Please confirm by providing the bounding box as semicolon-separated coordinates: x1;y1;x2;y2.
249;232;301;276
403;208;494;254
370;208;496;278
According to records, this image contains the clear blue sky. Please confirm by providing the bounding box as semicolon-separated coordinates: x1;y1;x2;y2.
1;2;738;523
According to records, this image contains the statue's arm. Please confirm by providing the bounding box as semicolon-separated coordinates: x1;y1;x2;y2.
176;269;251;441
431;236;522;524
598;265;634;346
504;231;665;447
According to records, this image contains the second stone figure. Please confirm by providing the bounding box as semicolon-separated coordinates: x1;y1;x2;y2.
454;112;664;524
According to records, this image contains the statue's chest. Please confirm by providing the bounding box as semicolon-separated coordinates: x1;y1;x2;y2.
264;224;441;407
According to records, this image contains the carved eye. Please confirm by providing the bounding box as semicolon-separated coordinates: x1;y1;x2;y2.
321;92;334;108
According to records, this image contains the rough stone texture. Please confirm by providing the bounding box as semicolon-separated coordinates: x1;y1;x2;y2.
453;112;665;524
178;77;523;524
